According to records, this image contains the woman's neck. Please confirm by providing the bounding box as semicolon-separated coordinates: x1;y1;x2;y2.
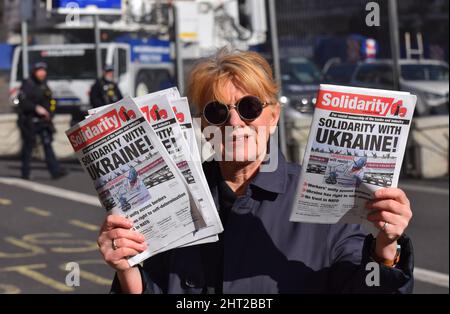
218;160;262;196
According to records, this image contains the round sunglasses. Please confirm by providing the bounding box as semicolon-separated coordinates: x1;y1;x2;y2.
202;96;271;126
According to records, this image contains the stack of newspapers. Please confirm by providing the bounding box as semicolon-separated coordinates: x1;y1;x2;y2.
66;88;223;266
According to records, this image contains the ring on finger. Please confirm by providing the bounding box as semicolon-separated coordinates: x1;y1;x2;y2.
112;238;118;250
382;221;389;232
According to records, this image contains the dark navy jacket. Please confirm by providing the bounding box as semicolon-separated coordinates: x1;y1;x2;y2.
111;153;414;294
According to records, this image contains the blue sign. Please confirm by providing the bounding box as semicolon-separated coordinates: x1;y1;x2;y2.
52;0;122;14
115;36;171;64
0;44;14;71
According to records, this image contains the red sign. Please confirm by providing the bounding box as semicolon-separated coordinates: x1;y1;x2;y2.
67;109;122;151
316;90;407;117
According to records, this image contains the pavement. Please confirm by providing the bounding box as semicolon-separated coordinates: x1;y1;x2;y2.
0;156;448;294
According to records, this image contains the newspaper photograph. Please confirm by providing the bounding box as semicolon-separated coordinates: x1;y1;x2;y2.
290;84;417;226
66;97;200;266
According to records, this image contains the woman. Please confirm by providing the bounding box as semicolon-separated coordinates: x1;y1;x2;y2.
97;48;414;294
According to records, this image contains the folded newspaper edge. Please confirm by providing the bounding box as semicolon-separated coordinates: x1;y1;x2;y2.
289;84;417;232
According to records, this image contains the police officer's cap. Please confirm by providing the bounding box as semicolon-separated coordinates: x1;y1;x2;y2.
104;64;114;72
32;62;48;71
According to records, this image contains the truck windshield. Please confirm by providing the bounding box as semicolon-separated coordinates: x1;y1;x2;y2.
401;64;449;81
17;48;106;81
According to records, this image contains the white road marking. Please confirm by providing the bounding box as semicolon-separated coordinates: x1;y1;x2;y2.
400;183;449;196
0;177;101;207
415;267;449;288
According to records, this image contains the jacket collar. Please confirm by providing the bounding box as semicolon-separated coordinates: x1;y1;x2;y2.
249;150;287;194
203;150;288;195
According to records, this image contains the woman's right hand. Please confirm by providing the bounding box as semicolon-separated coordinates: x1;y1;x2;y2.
97;214;147;271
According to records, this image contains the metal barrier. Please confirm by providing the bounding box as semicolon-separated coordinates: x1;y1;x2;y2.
407;115;449;178
0;114;74;159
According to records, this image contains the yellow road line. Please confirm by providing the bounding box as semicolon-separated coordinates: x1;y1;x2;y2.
0;284;21;294
68;219;99;232
80;271;112;286
24;206;51;217
0;264;74;292
0;237;45;258
0;198;12;205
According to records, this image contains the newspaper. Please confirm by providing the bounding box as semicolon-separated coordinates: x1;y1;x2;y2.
171;97;203;170
66;97;202;266
170;98;217;165
289;84;417;228
135;93;207;228
83;88;223;256
169;97;222;246
133;93;223;249
90;90;223;232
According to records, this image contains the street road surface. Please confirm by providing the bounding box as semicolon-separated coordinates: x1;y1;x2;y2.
0;157;448;294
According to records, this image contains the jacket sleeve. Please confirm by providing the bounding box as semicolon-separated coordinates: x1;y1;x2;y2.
89;81;104;109
19;80;38;114
110;265;162;294
327;224;414;293
110;252;170;294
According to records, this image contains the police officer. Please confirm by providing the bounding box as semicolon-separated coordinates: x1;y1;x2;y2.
89;64;123;108
17;62;66;180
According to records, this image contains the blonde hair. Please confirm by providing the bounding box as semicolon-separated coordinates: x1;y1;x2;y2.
187;47;279;112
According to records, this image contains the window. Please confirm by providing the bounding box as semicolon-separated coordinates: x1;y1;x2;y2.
118;48;128;76
401;64;449;81
17;48;107;80
355;64;393;88
325;64;357;84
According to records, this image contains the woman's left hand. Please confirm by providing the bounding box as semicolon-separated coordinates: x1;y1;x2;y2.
366;187;413;260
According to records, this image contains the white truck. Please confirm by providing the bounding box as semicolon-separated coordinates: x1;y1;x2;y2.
9;42;173;116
